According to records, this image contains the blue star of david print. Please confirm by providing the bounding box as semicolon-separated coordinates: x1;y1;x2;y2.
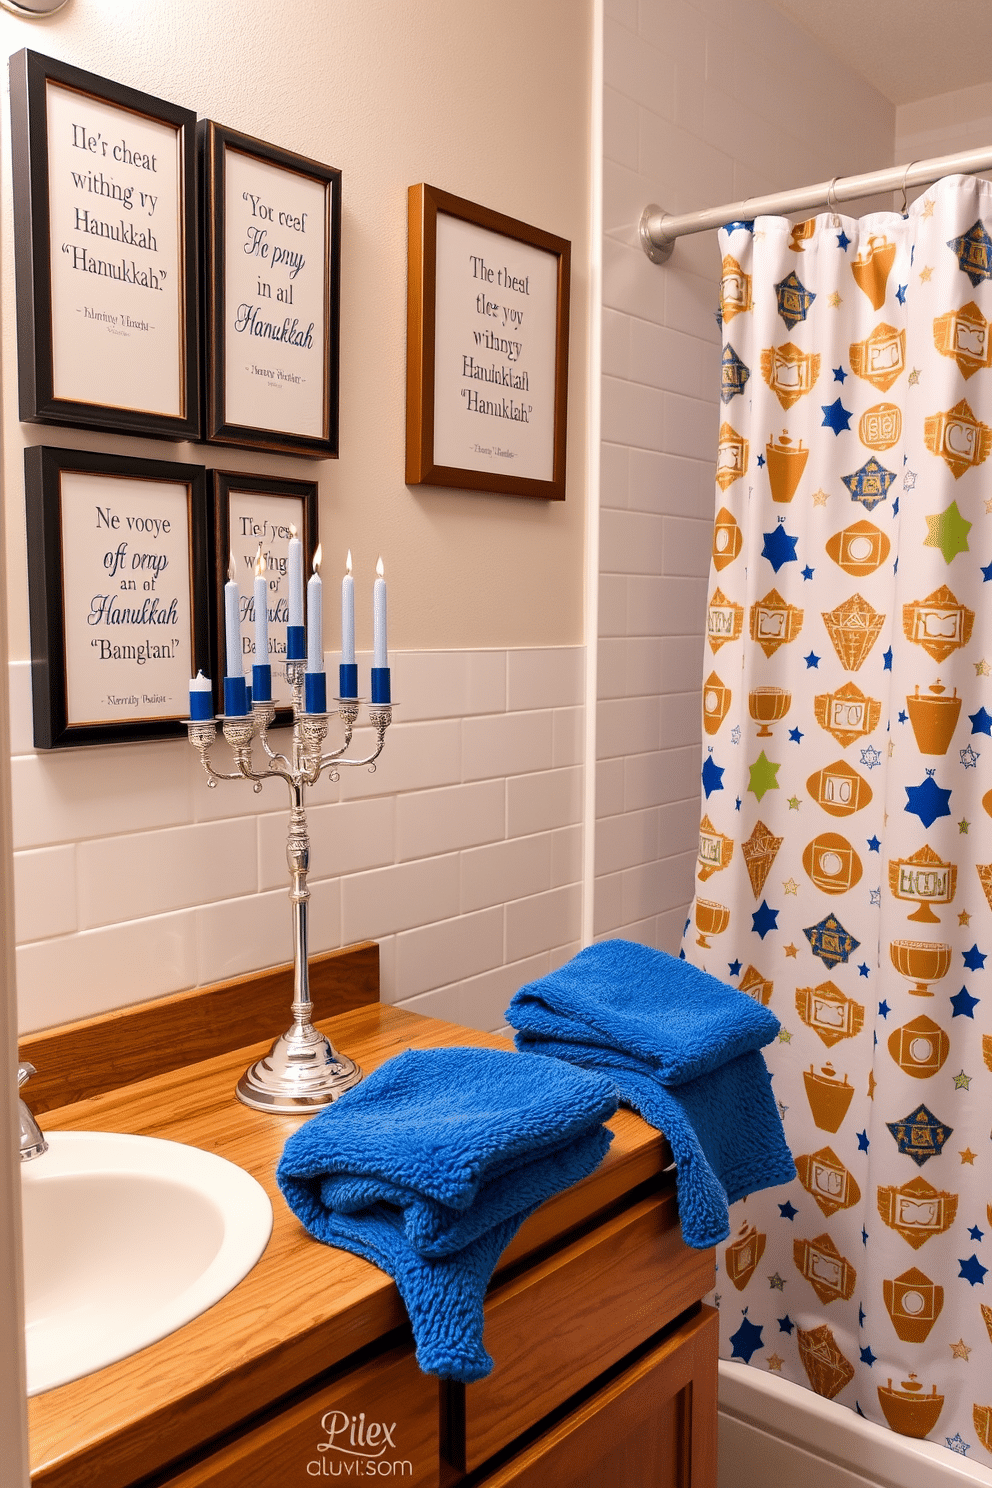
761;525;799;572
804;913;860;969
948;220;992;286
729;1312;764;1363
752;900;779;938
886;1103;952;1166
958;1254;988;1286
701;755;725;798
775;270;815;329
721;344;750;404
842;457;896;511
951;986;980;1018
821;398;853;434
904;774;951;828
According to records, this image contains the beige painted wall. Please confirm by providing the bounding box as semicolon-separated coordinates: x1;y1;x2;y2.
1;0;591;658
1;0;595;1035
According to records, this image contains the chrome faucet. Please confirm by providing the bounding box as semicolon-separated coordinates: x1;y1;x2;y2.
18;1063;48;1162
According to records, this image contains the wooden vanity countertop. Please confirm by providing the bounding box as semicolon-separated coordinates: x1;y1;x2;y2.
28;1003;673;1488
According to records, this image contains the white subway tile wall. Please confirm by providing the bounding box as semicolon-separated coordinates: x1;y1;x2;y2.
597;0;894;952
9;649;584;1033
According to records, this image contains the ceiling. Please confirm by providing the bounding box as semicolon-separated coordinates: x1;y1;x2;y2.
766;0;992;105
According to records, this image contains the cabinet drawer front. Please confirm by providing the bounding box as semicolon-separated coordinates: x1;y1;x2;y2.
462;1190;715;1471
162;1344;438;1488
479;1306;718;1488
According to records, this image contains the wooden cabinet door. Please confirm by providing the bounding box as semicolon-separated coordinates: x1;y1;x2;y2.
476;1306;718;1488
459;1190;715;1471
160;1342;438;1488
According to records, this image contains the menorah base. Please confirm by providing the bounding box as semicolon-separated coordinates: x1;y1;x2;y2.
236;1024;363;1113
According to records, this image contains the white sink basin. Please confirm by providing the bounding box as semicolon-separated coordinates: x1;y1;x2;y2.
21;1130;273;1395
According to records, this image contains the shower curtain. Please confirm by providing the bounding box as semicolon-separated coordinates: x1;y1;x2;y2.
683;174;992;1461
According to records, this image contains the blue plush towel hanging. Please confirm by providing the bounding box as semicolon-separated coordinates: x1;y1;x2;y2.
277;1046;618;1382
505;939;795;1250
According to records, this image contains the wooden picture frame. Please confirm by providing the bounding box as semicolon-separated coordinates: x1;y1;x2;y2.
10;49;200;442
200;121;342;458
210;470;318;725
407;183;570;500
25;445;210;749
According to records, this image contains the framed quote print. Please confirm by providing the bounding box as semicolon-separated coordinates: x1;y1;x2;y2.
25;446;210;749
200;121;342;457
210;470;318;724
10;50;200;441
406;183;571;500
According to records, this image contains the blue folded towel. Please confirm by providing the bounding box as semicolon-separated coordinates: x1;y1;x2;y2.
505;939;795;1250
277;1046;618;1382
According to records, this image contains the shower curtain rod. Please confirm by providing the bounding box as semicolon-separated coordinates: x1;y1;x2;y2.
638;144;992;263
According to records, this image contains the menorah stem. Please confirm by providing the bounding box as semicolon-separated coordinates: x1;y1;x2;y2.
287;790;312;1025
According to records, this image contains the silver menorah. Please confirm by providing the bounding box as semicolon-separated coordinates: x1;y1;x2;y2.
186;661;392;1114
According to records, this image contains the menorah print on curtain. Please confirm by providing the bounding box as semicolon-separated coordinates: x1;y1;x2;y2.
684;175;992;1463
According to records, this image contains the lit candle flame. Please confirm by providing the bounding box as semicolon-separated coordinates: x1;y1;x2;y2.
289;523;298;538
254;542;265;579
228;551;236;584
312;542;322;573
346;549;352;575
376;555;384;578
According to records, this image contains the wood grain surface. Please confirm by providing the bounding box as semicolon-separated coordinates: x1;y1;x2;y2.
460;1190;716;1471
160;1341;439;1488
474;1306;719;1488
19;941;379;1113
27;1004;675;1488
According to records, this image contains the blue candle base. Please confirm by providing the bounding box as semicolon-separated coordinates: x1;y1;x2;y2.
339;663;358;699
304;671;327;714
189;690;213;720
370;667;391;704
224;676;249;717
252;664;272;703
286;625;306;661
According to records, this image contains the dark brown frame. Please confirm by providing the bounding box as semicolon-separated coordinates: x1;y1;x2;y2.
25;445;210;749
10;50;200;441
406;182;571;500
209;470;318;726
199;120;342;458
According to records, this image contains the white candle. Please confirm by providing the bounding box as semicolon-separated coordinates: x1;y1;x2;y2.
288;525;303;628
373;556;388;669
307;543;324;673
341;550;355;666
253;544;268;663
225;552;241;678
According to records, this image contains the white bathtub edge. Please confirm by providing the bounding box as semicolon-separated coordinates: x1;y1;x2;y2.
719;1360;992;1488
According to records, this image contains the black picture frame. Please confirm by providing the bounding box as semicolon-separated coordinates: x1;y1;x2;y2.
210;470;318;726
25;445;210;749
10;50;200;442
199;120;342;458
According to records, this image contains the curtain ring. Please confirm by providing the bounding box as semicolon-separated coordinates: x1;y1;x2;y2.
900;160;918;215
826;177;839;214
